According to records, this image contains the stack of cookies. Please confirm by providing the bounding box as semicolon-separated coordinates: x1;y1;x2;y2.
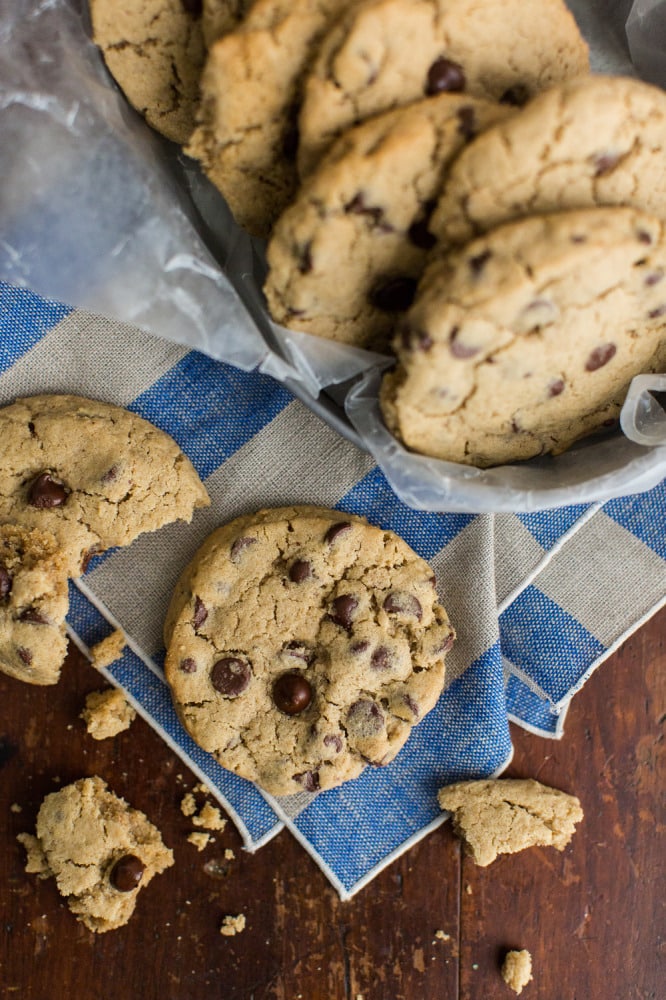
90;0;666;468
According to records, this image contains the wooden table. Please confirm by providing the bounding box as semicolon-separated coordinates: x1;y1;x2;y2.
1;605;663;1000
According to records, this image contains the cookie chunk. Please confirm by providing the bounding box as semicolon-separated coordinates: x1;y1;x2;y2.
186;0;361;237
164;506;454;795
297;0;589;174
89;628;127;671
0;394;209;577
438;778;583;866
381;208;666;467
264;94;511;349
0;523;69;685
90;0;206;144
81;688;136;739
430;75;666;250
17;776;174;932
501;950;533;995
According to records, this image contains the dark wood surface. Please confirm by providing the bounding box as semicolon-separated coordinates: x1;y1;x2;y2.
1;606;663;1000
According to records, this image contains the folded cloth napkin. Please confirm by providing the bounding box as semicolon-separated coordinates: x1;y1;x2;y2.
2;283;664;897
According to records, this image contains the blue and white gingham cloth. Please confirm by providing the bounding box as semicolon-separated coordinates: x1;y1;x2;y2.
1;283;664;898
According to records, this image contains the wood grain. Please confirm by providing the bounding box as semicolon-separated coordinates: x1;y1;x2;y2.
0;607;663;1000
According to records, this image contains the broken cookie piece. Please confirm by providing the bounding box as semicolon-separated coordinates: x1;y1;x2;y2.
89;629;127;671
17;776;173;932
220;913;246;936
438;778;583;866
501;949;533;995
81;688;136;740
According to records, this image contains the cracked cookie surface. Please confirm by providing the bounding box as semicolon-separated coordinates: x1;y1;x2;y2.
430;75;666;250
90;0;206;143
164;505;454;795
0;394;209;577
438;778;583;866
17;776;174;932
381;207;666;467
0;523;69;685
264;93;511;350
296;0;589;175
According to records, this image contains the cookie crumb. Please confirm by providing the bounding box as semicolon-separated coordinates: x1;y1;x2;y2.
501;949;533;994
80;688;136;740
187;831;212;852
180;792;197;817
89;629;126;670
220;913;246;936
434;929;451;941
465;883;472;895
10;803;22;814
224;848;235;860
16;833;51;877
192;801;227;832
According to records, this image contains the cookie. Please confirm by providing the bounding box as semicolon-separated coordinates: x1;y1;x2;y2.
438;778;583;866
264;94;512;349
296;0;589;174
381;208;666;467
430;74;666;250
502;950;533;996
80;688;137;739
202;0;254;47
186;0;361;237
17;776;174;933
0;394;209;577
0;523;69;685
164;506;455;795
90;0;206;143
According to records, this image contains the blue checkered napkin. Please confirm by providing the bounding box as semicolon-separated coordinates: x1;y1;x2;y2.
1;285;665;898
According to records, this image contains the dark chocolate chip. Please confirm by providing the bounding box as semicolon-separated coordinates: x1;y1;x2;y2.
324;522;352;545
273;672;313;715
27;472;69;509
0;566;11;601
645;271;664;286
346;699;384;735
192;597;208;630
594;152;620;176
403;694;420;719
436;632;455;655
329;594;358;630
17;648;32;665
370;646;392;670
81;545;102;574
571;234;587;244
369;275;417;312
110;854;145;892
425;57;465;96
401;326;433;352
283;641;313;663
638;230;653;244
211;657;251;697
101;466;118;484
500;84;530;107
648;305;666;318
323;734;343;753
548;378;565;398
180;657;197;673
230;536;256;562
289;559;312;583
350;640;369;655
469;249;492;276
449;327;479;358
585;343;616;371
293;770;320;792
456;105;477;140
18;608;48;624
383;592;422;620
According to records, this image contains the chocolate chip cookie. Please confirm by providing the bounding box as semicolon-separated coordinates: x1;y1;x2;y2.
17;776;174;932
0;523;69;685
381;208;666;467
430;74;666;250
264;94;511;349
90;0;206;143
0;394;209;578
296;0;589;174
164;506;455;795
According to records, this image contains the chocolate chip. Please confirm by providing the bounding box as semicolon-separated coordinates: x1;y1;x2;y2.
81;545;102;573
211;657;251;697
436;632;455;655
324;522;352;545
323;734;343;753
403;694;420;719
110;854;145;892
230;536;256;562
585;343;616;371
645;271;664;286
101;466;118;484
648;305;666;318
571;234;587;244
456;105;477;140
469;249;492;276
346;699;384;735
594;152;620;176
28;421;36;437
329;594;358;630
383;592;422;620
350;640;369;655
273;672;313;715
0;566;11;601
18;608;48;624
293;770;320;792
27;472;69;509
449;327;479;358
638;230;653;245
283;641;313;663
425;57;465;95
289;559;312;583
401;326;433;352
192;597;208;630
371;646;392;670
500;84;530;107
180;657;197;673
548;378;565;397
369;275;417;312
17;648;32;665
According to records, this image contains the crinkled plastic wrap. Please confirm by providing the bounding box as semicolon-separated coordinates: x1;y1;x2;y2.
0;0;664;512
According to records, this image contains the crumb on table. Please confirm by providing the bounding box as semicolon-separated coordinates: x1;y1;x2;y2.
187;831;212;852
220;913;246;936
80;688;136;740
501;949;533;995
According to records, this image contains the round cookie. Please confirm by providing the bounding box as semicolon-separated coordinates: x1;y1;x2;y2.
90;0;206;144
381;208;666;467
164;507;455;795
264;94;512;350
0;523;69;685
186;0;362;237
296;0;589;174
430;75;666;250
0;394;209;577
